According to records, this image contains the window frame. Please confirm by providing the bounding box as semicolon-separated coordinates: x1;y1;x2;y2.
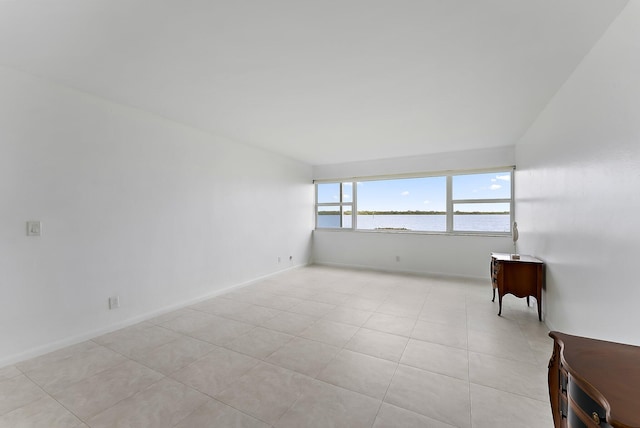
314;167;514;236
315;182;355;229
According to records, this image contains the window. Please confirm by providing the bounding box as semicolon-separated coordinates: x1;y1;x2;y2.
451;171;512;233
316;182;353;229
357;176;446;232
315;168;513;234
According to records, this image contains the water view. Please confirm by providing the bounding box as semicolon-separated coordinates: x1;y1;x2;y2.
317;214;510;233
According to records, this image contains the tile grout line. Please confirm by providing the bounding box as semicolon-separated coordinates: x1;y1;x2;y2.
4;267;552;427
466;291;474;428
370;285;427;427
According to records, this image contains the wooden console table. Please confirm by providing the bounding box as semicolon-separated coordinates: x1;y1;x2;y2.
548;332;640;427
490;252;544;321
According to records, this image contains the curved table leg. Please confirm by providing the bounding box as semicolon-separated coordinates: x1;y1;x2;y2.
537;298;542;321
498;293;503;316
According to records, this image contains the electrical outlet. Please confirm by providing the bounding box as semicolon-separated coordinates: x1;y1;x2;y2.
278;257;281;263
395;255;400;262
26;221;41;236
108;296;120;310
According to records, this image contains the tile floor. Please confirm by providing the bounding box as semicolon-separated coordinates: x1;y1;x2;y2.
0;265;554;427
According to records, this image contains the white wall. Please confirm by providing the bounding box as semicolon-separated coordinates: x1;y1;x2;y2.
312;147;515;278
515;2;640;344
313;146;514;180
0;67;313;366
313;231;511;278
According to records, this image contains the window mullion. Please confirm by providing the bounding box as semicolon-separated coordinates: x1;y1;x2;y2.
446;175;453;232
452;198;511;204
352;181;357;230
339;183;344;228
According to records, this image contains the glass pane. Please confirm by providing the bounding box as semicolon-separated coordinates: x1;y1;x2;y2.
317;206;341;228
317;183;341;203
356;176;446;231
453;203;511;232
357;213;446;231
452;172;511;200
342;206;352;228
342;182;352;203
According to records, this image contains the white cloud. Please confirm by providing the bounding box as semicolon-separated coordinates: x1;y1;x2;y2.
489;184;502;190
401;191;409;196
423;200;430;204
496;174;511;181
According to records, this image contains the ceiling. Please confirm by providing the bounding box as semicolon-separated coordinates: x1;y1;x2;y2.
0;0;628;165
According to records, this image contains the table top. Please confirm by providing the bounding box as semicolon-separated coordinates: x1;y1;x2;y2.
550;331;640;427
491;252;544;264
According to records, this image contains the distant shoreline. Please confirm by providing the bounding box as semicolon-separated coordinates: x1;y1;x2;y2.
318;211;509;216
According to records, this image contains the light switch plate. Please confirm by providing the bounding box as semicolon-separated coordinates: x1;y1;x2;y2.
26;221;41;236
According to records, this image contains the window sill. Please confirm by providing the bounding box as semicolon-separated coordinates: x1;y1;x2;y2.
313;228;511;238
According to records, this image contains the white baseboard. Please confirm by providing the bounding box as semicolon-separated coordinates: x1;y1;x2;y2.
311;261;487;282
0;264;307;369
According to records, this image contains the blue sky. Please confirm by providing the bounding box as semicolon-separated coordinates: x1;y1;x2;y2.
318;171;511;212
357;176;446;211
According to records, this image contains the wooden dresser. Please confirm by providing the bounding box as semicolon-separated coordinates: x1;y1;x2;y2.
548;331;640;427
